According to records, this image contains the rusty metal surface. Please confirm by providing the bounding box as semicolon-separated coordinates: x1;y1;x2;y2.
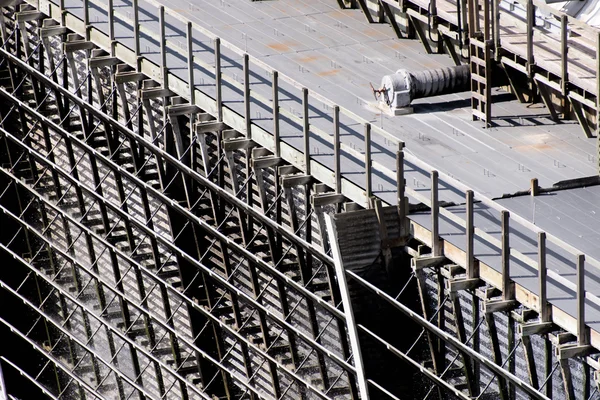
58;0;598;201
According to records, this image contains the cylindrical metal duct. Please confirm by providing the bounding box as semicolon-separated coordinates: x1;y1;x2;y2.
410;64;471;99
378;64;471;110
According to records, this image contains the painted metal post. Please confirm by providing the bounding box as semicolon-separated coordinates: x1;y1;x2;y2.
364;123;372;200
501;210;513;300
597;33;600;175
397;147;407;230
493;0;500;59
302;87;310;175
538;232;549;322
215;38;222;122
526;0;534;79
243;54;251;139
561;16;568;103
397;147;405;212
158;6;168;125
60;0;65;25
468;0;475;38
324;215;370;400
187;22;196;160
431;171;440;256
483;0;490;41
460;0;468;45
334;105;341;193
577;254;588;345
272;70;280;157
108;0;115;56
466;190;475;278
187;23;195;106
83;0;89;41
159;7;167;90
133;0;140;71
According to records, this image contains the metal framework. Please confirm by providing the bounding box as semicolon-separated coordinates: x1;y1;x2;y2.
0;1;599;400
347;0;600;172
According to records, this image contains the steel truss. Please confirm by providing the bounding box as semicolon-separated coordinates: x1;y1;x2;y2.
0;5;355;399
0;3;599;400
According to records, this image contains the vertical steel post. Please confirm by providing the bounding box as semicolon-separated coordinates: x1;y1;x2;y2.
397;147;405;219
577;254;588;345
60;0;65;25
133;0;140;71
526;0;534;79
466;190;475;278
538;232;549;322
83;0;89;41
431;171;440;256
187;22;196;182
468;0;475;38
334;105;341;193
501;210;513;299
187;22;195;105
108;0;115;56
561;16;568;101
597;33;600;175
159;7;167;90
325;215;370;400
303;87;310;175
493;0;500;58
215;38;222;121
483;0;490;41
272;70;281;251
272;70;280;157
365;123;372;200
243;54;251;139
214;37;224;222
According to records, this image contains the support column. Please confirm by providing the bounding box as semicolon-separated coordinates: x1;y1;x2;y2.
325;214;370;400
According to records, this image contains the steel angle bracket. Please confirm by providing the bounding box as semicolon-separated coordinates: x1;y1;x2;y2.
483;299;519;314
556;344;597;360
410;255;446;271
447;277;483;293
518;321;554;337
311;193;346;207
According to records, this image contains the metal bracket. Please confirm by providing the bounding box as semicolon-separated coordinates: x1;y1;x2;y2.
556;344;596;360
89;56;120;69
410;256;446;271
447;277;482;293
167;104;201;117
114;71;144;84
222;138;256;152
16;11;45;22
518;321;554;337
251;156;283;170
140;87;174;100
194;121;227;134
63;40;96;53
40;25;68;38
281;174;313;188
483;299;518;314
311;193;346;207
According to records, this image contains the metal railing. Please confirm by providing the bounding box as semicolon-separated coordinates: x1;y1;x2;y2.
31;0;600;355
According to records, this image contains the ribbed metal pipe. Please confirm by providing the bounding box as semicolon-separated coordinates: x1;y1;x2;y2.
409;64;471;99
380;64;471;109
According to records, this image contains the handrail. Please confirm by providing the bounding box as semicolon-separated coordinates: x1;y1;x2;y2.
36;0;600;335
